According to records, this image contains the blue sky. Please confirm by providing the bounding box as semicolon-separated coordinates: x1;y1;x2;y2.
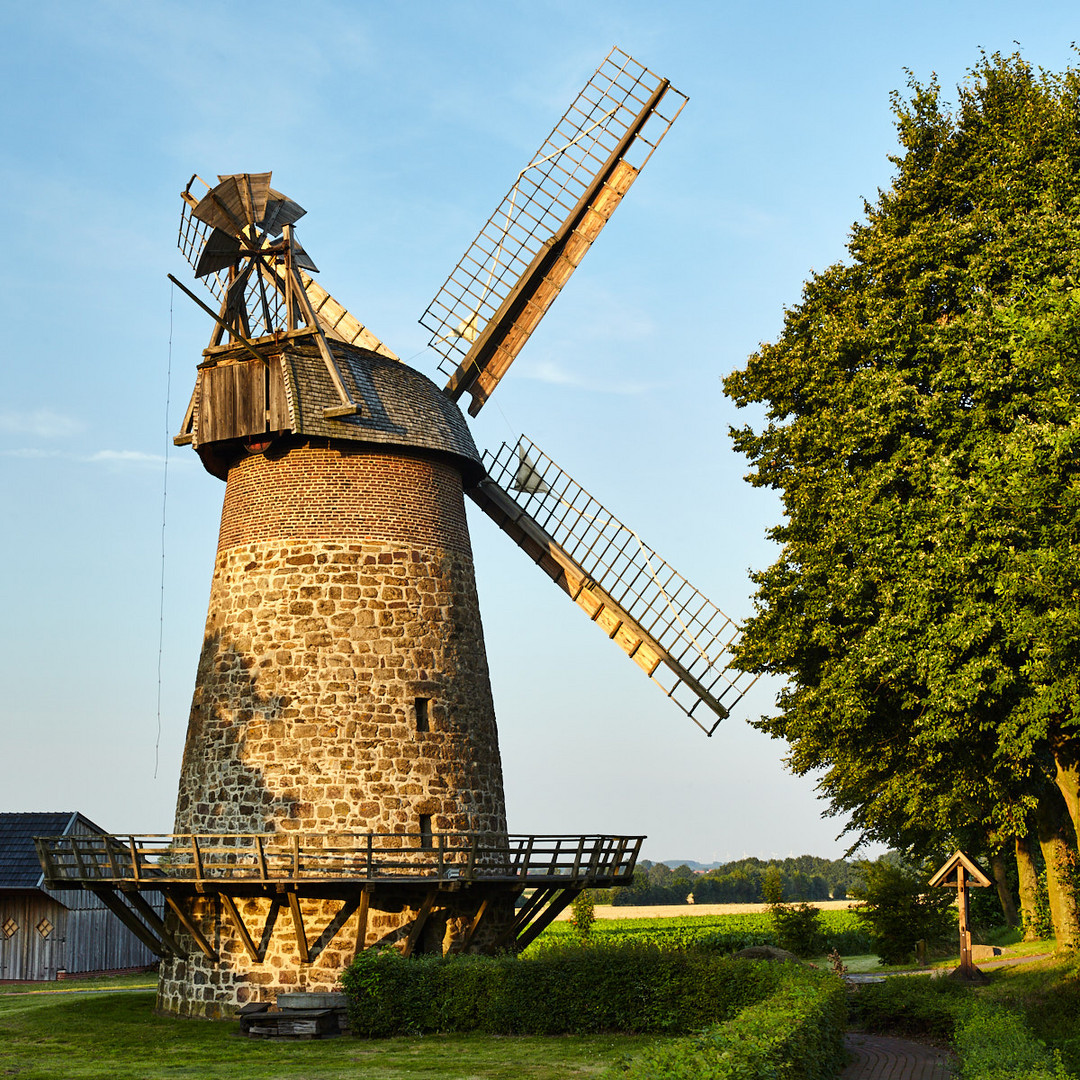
2;1;1076;863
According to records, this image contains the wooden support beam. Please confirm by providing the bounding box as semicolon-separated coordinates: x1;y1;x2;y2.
257;899;281;958
285;263;359;416
163;893;219;962
307;896;363;962
167;274;266;365
356;888;370;951
461;898;489;951
34;839;56;888
121;888;184;955
505;887;557;944
91;889;168;958
255;836;269;881
401;891;437;958
515;888;581;952
220;894;260;962
286;891;309;963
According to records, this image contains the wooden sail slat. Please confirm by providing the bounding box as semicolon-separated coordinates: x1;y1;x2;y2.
454;157;641;417
467;477;731;727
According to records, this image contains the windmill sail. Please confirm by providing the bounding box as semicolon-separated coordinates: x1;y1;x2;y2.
422;48;687;416
471;437;757;735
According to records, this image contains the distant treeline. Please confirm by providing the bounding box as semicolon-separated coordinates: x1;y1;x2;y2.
607;856;856;907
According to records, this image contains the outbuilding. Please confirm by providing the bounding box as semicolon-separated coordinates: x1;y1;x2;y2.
0;812;160;981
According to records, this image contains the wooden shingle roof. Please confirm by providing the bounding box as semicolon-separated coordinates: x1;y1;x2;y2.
184;337;484;480
280;342;482;471
0;812;102;889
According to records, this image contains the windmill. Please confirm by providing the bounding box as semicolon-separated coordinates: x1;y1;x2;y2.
35;48;757;1019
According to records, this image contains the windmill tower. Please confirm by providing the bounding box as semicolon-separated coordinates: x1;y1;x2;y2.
35;50;756;1020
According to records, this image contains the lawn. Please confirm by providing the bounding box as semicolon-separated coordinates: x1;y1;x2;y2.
0;989;670;1080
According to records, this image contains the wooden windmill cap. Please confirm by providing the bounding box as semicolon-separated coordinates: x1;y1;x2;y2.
183;339;484;481
928;850;993;889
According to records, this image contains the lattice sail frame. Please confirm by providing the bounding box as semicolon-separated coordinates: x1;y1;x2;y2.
421;48;687;414
479;437;757;734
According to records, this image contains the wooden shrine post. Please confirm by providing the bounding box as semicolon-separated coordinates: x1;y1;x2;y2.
929;851;993;983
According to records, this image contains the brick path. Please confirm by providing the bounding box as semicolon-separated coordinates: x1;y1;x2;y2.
841;1033;955;1079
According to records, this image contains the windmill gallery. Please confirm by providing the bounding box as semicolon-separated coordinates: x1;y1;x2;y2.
34;50;756;1017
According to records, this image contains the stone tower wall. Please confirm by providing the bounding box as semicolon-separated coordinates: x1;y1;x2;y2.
157;441;510;1017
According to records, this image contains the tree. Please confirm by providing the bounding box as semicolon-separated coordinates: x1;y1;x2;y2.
851;859;955;965
723;53;1080;945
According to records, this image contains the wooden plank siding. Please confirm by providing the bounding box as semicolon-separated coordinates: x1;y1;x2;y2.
0;891;162;980
196;359;289;444
0;893;67;981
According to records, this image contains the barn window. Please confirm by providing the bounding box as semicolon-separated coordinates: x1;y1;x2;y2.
1;917;17;939
36;918;53;940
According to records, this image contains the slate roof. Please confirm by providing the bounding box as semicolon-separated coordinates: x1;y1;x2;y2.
280;341;483;474
0;812;101;890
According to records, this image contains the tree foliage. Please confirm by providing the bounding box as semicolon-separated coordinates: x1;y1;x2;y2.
723;53;1080;940
850;860;955;965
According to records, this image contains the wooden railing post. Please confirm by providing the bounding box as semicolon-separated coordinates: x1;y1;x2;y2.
190;837;204;883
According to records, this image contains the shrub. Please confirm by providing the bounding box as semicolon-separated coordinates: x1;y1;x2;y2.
851;861;955;965
610;967;847;1080
955;1002;1071;1080
848;974;967;1038
771;902;824;957
569;892;596;940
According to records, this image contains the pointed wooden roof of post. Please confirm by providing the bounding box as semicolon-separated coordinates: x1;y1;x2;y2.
928;851;993;889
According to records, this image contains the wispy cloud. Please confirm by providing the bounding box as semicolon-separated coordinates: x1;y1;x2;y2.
515;359;662;396
87;450;167;466
2;447;175;469
0;409;84;439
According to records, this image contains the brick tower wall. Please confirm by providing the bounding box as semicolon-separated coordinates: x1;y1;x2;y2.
157;441;510;1017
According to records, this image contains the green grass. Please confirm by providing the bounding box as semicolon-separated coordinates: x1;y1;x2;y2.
0;989;672;1080
0;973;156;996
984;952;1080;1075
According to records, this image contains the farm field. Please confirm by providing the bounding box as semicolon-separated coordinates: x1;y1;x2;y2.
552;899;861;919
533;905;873;957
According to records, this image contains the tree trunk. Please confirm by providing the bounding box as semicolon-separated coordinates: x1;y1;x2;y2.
1053;732;1080;844
988;843;1019;928
1035;789;1080;950
1015;831;1041;941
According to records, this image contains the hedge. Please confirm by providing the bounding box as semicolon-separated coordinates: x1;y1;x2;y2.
340;942;828;1038
608;970;848;1080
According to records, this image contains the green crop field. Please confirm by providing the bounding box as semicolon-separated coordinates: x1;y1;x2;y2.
531;908;873;955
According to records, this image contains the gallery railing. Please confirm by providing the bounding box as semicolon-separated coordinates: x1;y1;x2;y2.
36;832;643;890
